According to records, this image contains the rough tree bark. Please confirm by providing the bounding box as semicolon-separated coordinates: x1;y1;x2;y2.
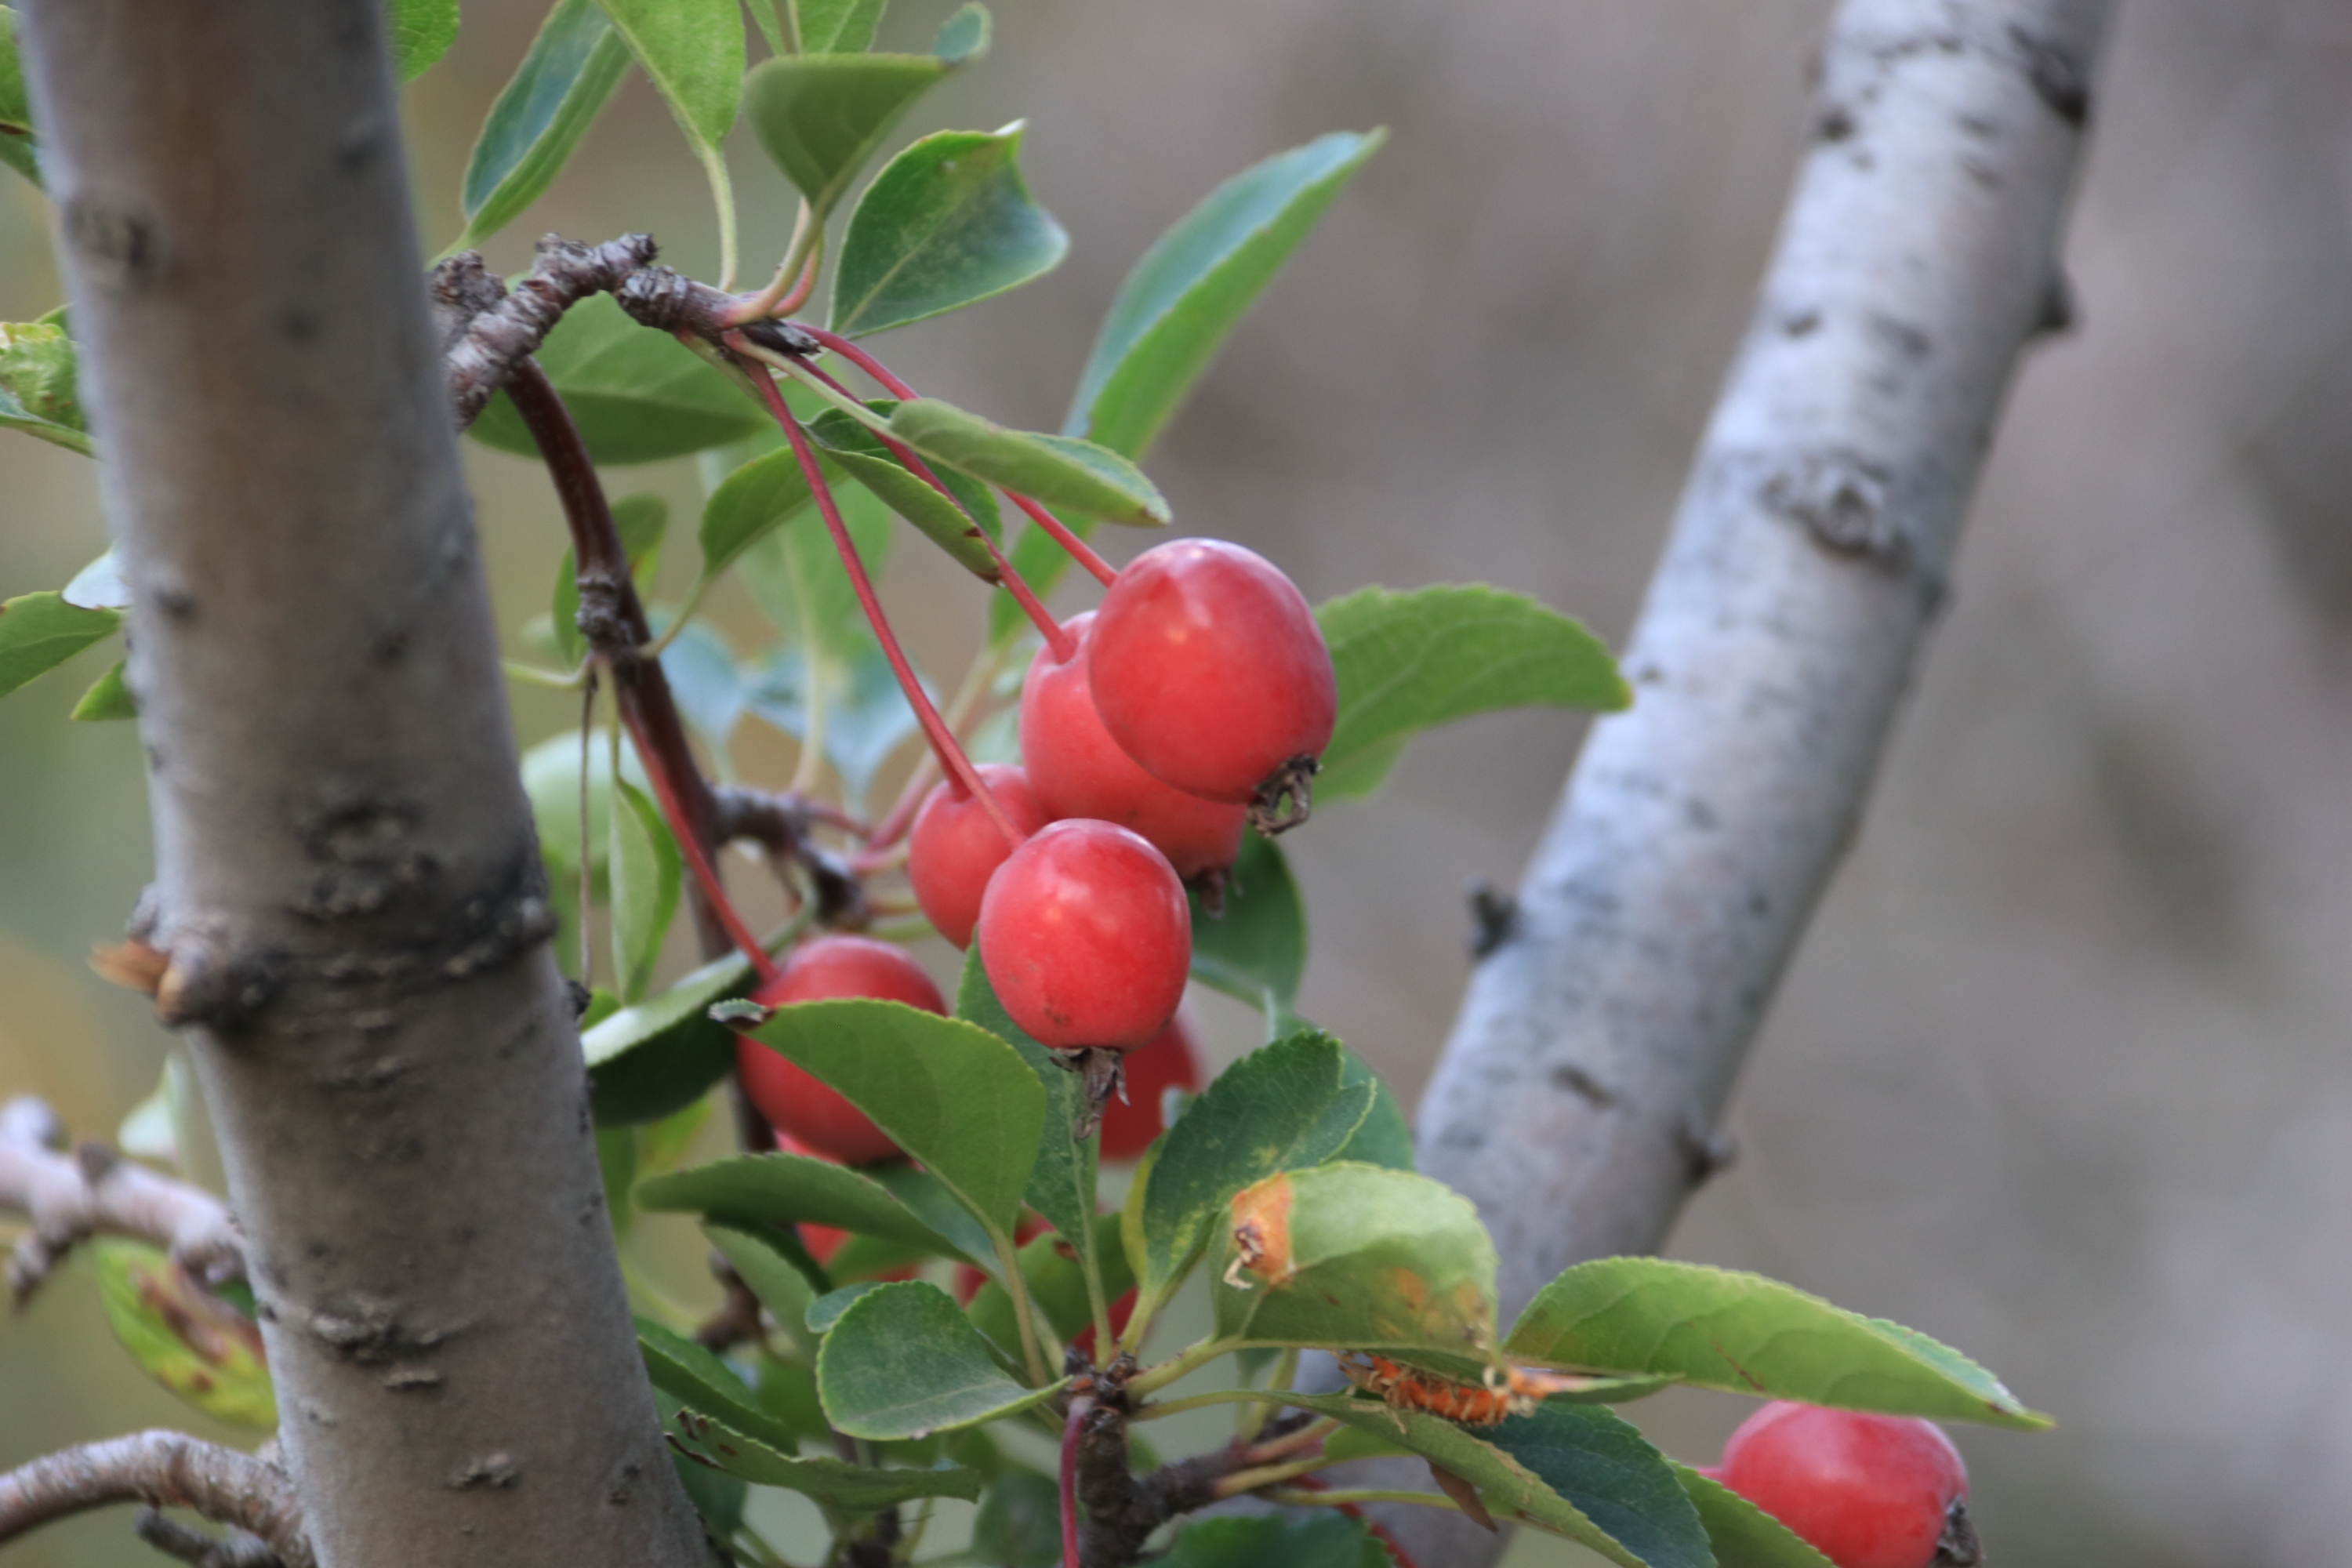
16;4;718;1566
1390;0;2114;1560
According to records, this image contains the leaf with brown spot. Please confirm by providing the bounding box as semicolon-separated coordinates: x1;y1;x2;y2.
1428;1461;1497;1531
91;1240;276;1429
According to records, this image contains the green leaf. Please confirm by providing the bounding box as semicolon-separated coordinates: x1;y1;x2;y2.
639;1151;984;1264
1674;1465;1837;1568
596;0;743;151
706;1221;824;1361
70;660;136;721
581;950;748;1123
90;1241;277;1430
808;1281;888;1334
1134;1029;1374;1312
0;321;91;454
885;397;1167;526
1210;1163;1498;1370
1161;1516;1388;1568
522;726;636;893
1067;130;1383;460
0;7;42;190
1504;1258;2049;1429
659;1385;983;1508
971;1471;1062;1568
808;404;1003;580
1333;1048;1414;1171
1188;832;1305;1008
699;443;818;579
455;0;633;249
386;0;460;82
0;592;118;699
1481;1404;1715;1568
1278;1389;1652;1568
953;949;1098;1267
737;471;891;662
554;490;667;666
967;1212;1131;1353
930;2;988;64
608;779;683;1004
739;1000;1045;1235
831;125;1069;337
1316;586;1631;801
798;0;884;53
470;294;766;464
670;1436;746;1537
743;53;949;220
817;1281;1065;1438
639;1318;801;1452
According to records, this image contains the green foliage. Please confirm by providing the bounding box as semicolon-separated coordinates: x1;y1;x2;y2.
971;1469;1062;1568
744;53;951;220
1483;1405;1715;1568
1188;833;1306;1010
594;0;742;153
816;1282;1064;1438
1133;1030;1374;1315
1160;1516;1388;1568
0;7;38;189
798;0;886;54
808;403;1004;579
385;0;460;82
1068;130;1385;460
0;321;90;455
831;127;1069;337
470;295;766;463
607;778;683;1003
639;1150;987;1263
704;1221;823;1357
581;949;747;1124
884;397;1169;525
931;2;989;64
455;0;632;251
1209;1163;1498;1370
69;660;135;720
738;1000;1044;1234
0;592;118;699
1316;584;1631;800
1674;1465;1838;1568
1506;1258;2050;1428
699;443;817;578
89;1242;277;1429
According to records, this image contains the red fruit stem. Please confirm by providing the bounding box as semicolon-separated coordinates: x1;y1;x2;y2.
1060;1396;1088;1568
1290;1475;1421;1568
794;359;1077;665
618;702;782;988
796;325;1120;590
731;339;1024;849
1003;488;1120;591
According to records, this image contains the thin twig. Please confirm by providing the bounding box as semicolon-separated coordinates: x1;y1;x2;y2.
0;1432;312;1568
0;1098;241;1305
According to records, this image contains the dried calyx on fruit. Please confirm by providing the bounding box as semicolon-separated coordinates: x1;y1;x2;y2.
731;936;946;1165
1715;1402;1979;1568
1086;539;1336;833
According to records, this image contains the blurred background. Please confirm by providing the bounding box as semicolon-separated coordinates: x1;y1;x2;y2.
5;1;2350;1563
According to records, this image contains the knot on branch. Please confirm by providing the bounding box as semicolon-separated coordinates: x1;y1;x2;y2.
436;233;659;429
0;1096;245;1305
711;786;869;930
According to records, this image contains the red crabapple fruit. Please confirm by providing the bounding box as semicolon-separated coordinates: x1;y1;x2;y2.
1019;613;1246;880
1718;1402;1978;1568
734;935;946;1165
1087;539;1336;824
908;763;1048;948
976;818;1190;1051
1098;1008;1205;1160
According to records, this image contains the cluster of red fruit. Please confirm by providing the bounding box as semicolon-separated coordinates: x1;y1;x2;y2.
735;536;1334;1162
1711;1403;1979;1568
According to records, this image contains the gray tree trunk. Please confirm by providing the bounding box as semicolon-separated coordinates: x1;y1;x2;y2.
16;3;718;1566
1392;0;2113;1560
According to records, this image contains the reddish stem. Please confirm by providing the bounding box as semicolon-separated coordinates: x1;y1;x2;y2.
797;328;1122;590
1289;1476;1421;1568
619;705;782;987
796;359;1077;663
731;341;1022;849
1004;489;1120;590
1060;1396;1089;1568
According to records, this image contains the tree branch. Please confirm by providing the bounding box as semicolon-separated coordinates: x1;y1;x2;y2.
0;1432;312;1568
1388;1;2114;1561
437;235;655;430
0;1096;243;1304
16;2;721;1563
